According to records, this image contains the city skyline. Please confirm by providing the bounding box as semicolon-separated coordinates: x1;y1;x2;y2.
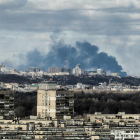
0;62;123;76
0;0;140;76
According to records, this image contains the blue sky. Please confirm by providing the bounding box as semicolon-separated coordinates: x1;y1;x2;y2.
0;0;140;75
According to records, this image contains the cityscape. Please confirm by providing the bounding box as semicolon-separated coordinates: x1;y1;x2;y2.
0;0;140;140
0;61;139;139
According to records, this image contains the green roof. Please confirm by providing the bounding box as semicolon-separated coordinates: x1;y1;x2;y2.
30;85;38;87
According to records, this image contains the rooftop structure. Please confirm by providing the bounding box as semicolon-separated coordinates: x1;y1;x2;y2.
38;81;57;90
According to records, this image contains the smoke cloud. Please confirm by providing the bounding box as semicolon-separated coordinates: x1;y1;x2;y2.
19;41;127;76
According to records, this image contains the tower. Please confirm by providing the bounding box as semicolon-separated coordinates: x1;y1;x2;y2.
64;54;68;72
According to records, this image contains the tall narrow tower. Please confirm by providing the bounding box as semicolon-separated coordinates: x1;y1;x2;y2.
64;54;68;72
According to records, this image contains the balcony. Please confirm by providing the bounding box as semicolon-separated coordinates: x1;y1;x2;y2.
69;104;74;106
64;107;69;109
56;97;65;100
4;113;9;116
69;100;74;103
56;96;61;98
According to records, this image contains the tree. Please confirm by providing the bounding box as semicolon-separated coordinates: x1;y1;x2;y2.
14;106;25;117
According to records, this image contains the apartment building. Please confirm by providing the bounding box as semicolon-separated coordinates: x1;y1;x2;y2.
48;67;61;73
29;67;40;72
0;89;14;120
37;81;74;119
73;64;83;76
0;63;6;72
1;112;140;139
0;118;92;140
87;112;140;123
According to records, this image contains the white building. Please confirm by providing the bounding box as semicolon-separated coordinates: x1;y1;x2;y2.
99;82;107;87
111;130;140;140
97;69;102;75
73;64;83;76
46;72;70;76
4;69;18;75
76;83;85;89
111;73;120;77
28;71;44;77
19;71;27;76
0;63;6;72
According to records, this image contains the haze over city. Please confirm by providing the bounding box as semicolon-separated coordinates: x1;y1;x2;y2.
0;0;140;76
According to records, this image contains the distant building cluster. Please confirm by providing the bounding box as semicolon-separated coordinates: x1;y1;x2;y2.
1;78;140;93
48;67;71;76
29;67;40;72
0;63;122;78
92;81;140;92
84;68;106;76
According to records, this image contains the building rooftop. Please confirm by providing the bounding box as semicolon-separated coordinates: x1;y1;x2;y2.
39;81;57;84
30;85;39;87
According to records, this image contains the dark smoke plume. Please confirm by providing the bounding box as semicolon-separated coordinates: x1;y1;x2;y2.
19;41;127;76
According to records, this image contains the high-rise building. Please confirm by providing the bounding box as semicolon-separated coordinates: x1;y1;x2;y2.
73;64;83;76
48;67;61;73
97;69;102;75
0;89;14;119
29;67;40;72
37;81;74;119
0;63;6;72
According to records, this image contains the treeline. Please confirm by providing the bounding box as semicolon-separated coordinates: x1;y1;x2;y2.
0;74;41;84
14;91;140;117
48;75;110;86
74;91;140;115
14;91;37;117
0;74;140;86
47;75;140;86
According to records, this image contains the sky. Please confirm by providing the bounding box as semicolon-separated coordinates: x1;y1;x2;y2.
0;0;140;76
